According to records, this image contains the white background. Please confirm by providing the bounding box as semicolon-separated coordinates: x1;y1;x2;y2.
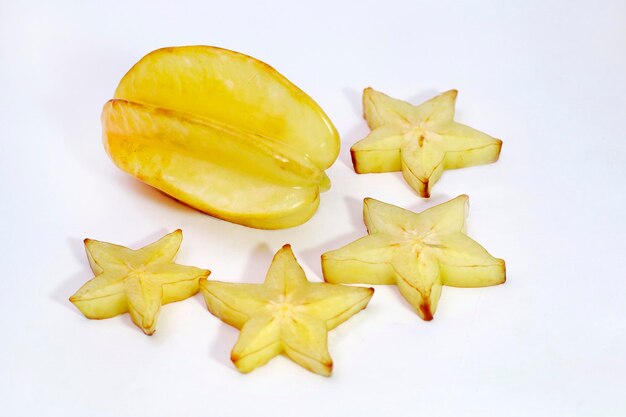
1;0;625;416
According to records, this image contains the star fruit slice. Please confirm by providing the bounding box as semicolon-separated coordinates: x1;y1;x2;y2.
351;88;502;197
200;244;374;376
103;46;339;229
70;230;209;335
321;195;505;320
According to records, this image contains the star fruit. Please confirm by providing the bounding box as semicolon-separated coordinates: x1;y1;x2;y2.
103;46;339;229
200;245;374;376
70;230;209;335
321;196;505;321
351;88;503;197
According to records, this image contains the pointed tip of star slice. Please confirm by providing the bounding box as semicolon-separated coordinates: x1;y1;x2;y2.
82;237;100;253
494;138;504;154
274;243;296;261
418;303;434;321
138;320;157;336
451;194;470;207
143;325;157;336
319;361;333;377
362;196;390;208
492;259;507;285
362;196;374;205
349;147;361;173
138;322;157;336
443;89;458;100
169;228;183;239
362;86;382;99
416;178;431;198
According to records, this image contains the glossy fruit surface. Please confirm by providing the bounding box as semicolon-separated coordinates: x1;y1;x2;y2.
103;46;339;228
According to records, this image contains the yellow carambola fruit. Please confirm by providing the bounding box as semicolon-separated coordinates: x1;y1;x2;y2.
69;230;209;335
351;88;502;197
200;245;373;376
103;46;339;229
322;196;505;321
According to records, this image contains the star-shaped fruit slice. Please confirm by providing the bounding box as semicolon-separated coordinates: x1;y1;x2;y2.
200;244;374;376
70;230;210;335
321;195;505;320
351;88;503;197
